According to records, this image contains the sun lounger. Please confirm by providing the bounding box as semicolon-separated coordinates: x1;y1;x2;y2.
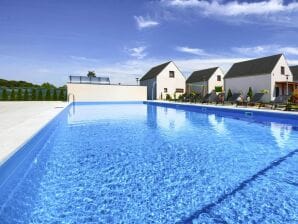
226;93;241;105
247;93;266;108
271;95;290;110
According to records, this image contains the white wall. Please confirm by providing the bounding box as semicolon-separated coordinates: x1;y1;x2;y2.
224;74;271;101
156;62;186;99
271;55;293;98
208;68;224;93
67;84;147;101
140;78;156;100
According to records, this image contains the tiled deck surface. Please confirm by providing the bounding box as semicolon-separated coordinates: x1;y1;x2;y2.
0;101;68;165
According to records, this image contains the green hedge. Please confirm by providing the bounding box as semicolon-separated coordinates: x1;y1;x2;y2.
0;87;67;101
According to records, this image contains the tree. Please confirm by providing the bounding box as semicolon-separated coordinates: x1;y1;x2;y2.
45;89;51;101
227;88;233;100
247;87;253;99
24;89;29;101
10;89;16;101
17;88;23;100
38;89;43;100
41;82;56;89
58;89;65;101
31;88;36;101
1;88;8;100
87;71;96;78
52;89;57;101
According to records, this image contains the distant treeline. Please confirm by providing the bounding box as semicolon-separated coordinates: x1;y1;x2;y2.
0;79;65;89
0;79;67;101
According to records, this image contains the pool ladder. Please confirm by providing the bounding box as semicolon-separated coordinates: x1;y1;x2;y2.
67;93;75;103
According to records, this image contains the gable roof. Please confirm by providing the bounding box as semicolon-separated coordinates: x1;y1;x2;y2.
290;65;298;81
140;61;171;81
186;67;219;83
225;54;283;79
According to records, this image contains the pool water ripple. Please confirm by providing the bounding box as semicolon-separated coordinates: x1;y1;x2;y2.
0;103;297;223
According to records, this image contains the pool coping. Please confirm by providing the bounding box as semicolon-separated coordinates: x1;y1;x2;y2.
146;100;298;118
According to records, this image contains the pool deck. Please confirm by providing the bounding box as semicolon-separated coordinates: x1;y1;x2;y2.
152;100;298;116
0;101;68;165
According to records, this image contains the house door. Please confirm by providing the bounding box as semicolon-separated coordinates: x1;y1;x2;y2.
275;87;279;97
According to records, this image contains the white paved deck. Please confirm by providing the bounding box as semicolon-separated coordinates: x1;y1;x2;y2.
153;100;298;116
0;101;68;165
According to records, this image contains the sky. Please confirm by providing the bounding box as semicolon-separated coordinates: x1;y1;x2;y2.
0;0;298;86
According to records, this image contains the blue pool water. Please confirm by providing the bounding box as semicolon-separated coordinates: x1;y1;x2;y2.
0;102;298;223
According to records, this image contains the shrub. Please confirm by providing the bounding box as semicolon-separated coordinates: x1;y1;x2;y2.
166;94;172;101
37;89;43;100
215;86;222;93
227;88;232;100
31;88;36;101
45;89;51;101
178;94;184;101
10;89;16;101
17;89;23;100
261;89;269;94
24;89;29;101
247;87;253;99
1;88;8;100
58;89;65;101
53;89;58;101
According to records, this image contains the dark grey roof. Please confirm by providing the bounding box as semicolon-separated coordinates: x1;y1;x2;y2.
225;54;282;79
290;65;298;81
140;61;171;81
186;67;218;83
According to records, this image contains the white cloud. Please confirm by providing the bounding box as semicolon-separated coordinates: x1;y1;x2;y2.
232;45;298;56
166;0;298;16
127;46;147;59
70;55;100;63
134;16;159;29
176;46;208;56
280;47;298;55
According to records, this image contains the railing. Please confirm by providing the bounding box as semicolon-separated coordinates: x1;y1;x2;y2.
69;76;110;85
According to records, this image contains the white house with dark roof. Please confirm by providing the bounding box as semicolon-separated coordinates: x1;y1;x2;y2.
140;61;186;100
224;54;295;102
186;67;224;95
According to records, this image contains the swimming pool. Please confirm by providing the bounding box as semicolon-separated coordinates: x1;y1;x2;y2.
0;102;297;223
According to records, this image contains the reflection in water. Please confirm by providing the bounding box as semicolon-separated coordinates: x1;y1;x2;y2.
67;104;147;125
156;107;186;131
270;122;293;149
147;105;186;131
208;114;228;135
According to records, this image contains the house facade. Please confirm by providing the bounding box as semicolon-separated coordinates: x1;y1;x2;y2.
224;54;294;102
186;67;224;95
140;61;186;100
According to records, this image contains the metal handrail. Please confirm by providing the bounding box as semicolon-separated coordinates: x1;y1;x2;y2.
67;93;75;103
69;76;110;85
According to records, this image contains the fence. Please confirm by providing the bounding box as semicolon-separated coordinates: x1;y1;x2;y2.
69;76;110;85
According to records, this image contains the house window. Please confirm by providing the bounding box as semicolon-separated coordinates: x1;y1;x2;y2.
281;66;285;75
169;71;175;78
175;88;184;93
217;75;221;81
164;88;168;93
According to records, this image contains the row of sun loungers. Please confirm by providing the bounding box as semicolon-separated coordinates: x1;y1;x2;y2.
199;92;296;111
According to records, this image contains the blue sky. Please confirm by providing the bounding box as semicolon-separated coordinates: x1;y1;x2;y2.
0;0;298;86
